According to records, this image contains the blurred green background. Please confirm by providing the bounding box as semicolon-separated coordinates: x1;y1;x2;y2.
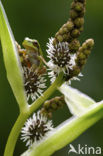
0;0;103;155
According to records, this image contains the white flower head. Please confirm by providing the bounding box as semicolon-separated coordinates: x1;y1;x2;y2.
47;38;76;82
21;111;54;147
23;67;46;102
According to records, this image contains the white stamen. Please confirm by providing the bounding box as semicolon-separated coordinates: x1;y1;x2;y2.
46;37;77;83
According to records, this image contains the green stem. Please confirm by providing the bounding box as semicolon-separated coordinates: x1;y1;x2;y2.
4;112;29;156
4;72;64;156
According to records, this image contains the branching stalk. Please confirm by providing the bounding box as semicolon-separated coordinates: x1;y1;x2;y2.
4;72;64;156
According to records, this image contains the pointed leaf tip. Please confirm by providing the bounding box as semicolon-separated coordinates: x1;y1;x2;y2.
0;1;28;110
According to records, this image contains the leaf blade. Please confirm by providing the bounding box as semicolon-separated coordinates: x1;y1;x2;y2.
0;1;27;110
21;101;103;156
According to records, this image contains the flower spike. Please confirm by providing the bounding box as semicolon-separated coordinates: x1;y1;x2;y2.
47;0;94;83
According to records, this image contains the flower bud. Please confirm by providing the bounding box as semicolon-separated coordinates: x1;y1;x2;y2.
69;39;80;53
69;39;94;79
41;96;66;118
71;2;84;12
74;17;84;27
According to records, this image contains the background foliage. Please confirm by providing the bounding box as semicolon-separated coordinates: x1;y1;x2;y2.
0;0;103;155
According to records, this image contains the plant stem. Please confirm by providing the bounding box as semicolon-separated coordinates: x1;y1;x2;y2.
4;72;64;156
4;112;29;156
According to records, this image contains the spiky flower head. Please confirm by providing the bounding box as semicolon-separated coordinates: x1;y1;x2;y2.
21;111;53;147
47;38;76;82
23;67;46;101
16;39;47;102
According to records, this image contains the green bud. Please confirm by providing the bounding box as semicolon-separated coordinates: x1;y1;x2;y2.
44;101;50;109
74;17;84;27
59;28;65;35
56;35;63;42
69;39;80;52
71;29;80;38
63;34;70;41
70;9;78;19
63;27;68;33
78;53;86;60
41;96;65;118
72;2;84;12
81;59;87;65
82;39;94;50
66;21;74;31
85;39;94;49
84;49;91;56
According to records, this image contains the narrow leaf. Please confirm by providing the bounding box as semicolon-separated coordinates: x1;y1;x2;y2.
0;1;27;110
21;101;103;156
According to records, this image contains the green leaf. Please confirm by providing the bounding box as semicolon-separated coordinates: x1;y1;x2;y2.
0;1;27;110
59;84;95;116
21;101;103;156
